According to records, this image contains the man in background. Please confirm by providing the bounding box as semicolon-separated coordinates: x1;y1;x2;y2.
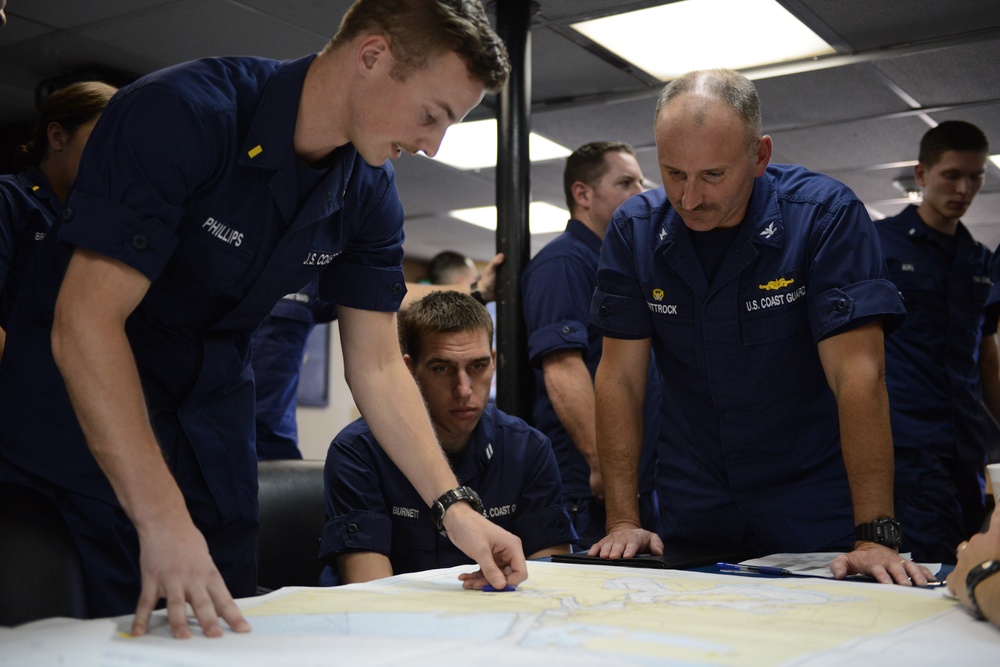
523;141;660;549
320;291;574;583
426;249;477;287
875;120;1000;563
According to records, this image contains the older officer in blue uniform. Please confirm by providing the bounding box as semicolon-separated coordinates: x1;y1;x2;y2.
320;292;574;583
0;0;525;639
876;121;1000;564
588;69;933;586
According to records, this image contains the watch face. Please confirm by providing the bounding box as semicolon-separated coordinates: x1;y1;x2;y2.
878;518;901;546
857;517;902;547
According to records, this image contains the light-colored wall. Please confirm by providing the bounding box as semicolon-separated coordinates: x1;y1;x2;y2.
296;324;358;461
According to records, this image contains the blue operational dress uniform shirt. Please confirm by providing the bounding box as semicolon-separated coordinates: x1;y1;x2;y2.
0;165;63;329
876;204;995;562
252;277;337;460
0;55;408;617
319;404;575;582
591;164;905;553
523;219;661;549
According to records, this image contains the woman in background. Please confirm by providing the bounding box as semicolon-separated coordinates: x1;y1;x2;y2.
0;80;117;356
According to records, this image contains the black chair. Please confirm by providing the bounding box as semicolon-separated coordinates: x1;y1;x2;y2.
0;483;87;626
256;459;327;592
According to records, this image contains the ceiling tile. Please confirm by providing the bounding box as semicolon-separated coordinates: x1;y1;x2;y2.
798;0;1000;52
756;64;911;130
770;114;931;173
873;39;1000;108
78;0;327;65
8;0;175;30
530;26;653;104
234;0;355;35
532;96;658;155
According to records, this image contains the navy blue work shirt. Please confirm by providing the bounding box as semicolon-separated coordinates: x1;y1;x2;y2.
522;219;660;500
319;404;575;579
0;55;407;524
0;165;63;329
252;277;337;460
591;164;905;552
876;205;995;463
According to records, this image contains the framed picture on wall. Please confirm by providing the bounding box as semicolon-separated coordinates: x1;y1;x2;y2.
297;322;330;407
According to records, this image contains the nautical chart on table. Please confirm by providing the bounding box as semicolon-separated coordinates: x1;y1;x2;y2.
5;560;988;667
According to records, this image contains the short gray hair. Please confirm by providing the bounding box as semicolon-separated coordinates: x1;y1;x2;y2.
655;69;761;156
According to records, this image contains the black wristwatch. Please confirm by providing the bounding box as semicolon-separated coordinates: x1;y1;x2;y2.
469;281;487;305
855;516;903;549
430;486;486;537
966;559;1000;619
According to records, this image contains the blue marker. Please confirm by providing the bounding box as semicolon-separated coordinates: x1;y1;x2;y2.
482;584;517;592
716;562;792;576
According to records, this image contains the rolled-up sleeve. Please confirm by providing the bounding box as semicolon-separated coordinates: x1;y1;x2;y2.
806;199;905;341
319;432;393;562
524;255;594;365
60;83;220;282
591;214;654;340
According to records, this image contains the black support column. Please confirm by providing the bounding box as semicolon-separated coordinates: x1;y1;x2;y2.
492;0;538;421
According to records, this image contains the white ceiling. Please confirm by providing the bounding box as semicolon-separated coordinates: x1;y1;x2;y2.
2;0;1000;262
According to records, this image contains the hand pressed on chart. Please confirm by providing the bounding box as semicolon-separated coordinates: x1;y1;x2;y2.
829;541;935;586
587;524;664;560
131;518;251;639
447;502;528;590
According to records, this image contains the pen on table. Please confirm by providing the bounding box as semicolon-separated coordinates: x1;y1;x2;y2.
716;562;792;576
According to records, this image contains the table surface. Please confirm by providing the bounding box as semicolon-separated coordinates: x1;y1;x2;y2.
1;560;997;667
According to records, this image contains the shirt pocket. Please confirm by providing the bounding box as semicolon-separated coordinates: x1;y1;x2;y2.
967;276;992;308
649;290;696;365
888;269;936;300
887;270;939;328
739;277;809;346
389;518;440;573
173;213;261;297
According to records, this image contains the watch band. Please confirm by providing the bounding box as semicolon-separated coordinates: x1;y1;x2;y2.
469;281;487;305
430;486;486;537
854;516;902;549
966;559;1000;619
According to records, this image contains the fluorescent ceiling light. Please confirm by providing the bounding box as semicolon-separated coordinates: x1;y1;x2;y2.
431;119;571;170
990;154;1000;170
449;202;568;235
572;0;835;81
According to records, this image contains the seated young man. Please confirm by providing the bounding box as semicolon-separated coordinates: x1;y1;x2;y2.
319;291;576;584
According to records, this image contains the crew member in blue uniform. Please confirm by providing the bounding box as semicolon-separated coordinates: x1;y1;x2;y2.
0;80;116;355
252;278;337;460
251;250;502;460
0;0;525;639
320;291;574;583
523;141;660;549
875;121;1000;564
588;69;934;586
